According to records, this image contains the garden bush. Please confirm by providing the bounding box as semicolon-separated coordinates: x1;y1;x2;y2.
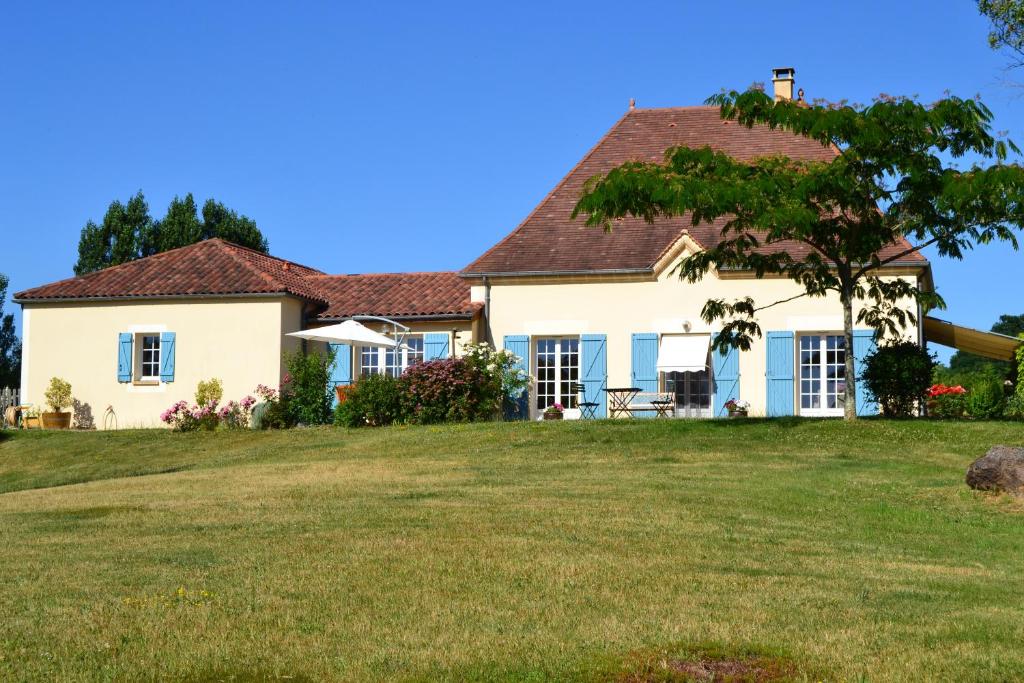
966;376;1007;419
284;348;334;426
402;358;490;424
195;378;223;407
334;373;406;427
860;341;934;417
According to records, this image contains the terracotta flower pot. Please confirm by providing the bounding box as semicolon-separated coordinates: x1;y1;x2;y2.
728;409;748;419
41;412;72;429
23;416;41;430
543;412;563;420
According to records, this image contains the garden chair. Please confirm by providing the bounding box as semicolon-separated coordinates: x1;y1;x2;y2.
573;383;600;419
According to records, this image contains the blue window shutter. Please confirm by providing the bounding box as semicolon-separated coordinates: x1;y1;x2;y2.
852;330;878;416
329;342;352;397
424;333;450;360
159;332;176;383
581;334;608;418
503;335;530;420
631;333;659;392
117;333;133;383
766;331;795;416
712;335;740;417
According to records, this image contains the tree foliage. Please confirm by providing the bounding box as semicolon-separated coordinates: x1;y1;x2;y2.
74;191;269;275
979;0;1024;68
0;274;20;389
574;88;1024;419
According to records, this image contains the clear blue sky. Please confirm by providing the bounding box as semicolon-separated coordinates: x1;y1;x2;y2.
2;1;1021;362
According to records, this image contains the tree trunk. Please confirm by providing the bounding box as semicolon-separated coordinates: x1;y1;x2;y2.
841;289;858;421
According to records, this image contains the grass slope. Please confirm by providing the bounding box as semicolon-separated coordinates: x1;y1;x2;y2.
0;419;1022;681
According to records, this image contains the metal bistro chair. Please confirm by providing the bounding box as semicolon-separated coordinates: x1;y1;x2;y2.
573;383;600;419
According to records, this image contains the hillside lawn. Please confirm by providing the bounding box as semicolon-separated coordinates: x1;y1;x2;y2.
1;419;1023;682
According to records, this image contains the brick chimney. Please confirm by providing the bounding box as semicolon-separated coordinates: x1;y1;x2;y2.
772;67;795;102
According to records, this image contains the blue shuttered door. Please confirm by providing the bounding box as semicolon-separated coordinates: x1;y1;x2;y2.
117;333;133;382
766;331;795;417
159;332;176;383
329;343;352;406
852;330;879;416
503;335;530;420
424;333;450;360
580;334;608;418
712;335;740;417
631;333;659;393
631;333;659;419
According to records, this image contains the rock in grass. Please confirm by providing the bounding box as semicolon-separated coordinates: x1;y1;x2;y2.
966;446;1024;495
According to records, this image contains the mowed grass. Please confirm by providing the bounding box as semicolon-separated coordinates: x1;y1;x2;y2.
1;419;1023;682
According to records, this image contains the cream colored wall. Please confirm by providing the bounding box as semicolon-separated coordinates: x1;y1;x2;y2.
475;267;921;417
21;297;301;429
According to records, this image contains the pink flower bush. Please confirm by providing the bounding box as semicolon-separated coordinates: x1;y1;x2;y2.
161;392;258;431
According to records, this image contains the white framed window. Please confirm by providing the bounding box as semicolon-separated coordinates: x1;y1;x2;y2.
359;335;424;378
799;333;846;416
535;337;579;415
138;334;161;381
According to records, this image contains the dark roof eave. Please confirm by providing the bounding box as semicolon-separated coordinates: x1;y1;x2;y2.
460;267;654;278
14;291;325;305
316;311;478;322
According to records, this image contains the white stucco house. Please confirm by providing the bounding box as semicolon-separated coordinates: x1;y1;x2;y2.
16;72;940;427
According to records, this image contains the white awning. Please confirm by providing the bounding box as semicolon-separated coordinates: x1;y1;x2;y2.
286;320;400;348
657;334;711;373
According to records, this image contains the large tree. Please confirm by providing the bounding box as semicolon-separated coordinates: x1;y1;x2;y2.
979;0;1024;69
0;274;21;389
74;192;269;275
574;90;1024;419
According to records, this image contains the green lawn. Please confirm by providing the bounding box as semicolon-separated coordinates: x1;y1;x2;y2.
1;419;1022;682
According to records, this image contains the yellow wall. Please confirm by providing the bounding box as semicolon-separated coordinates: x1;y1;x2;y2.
21;297;303;429
474;265;922;417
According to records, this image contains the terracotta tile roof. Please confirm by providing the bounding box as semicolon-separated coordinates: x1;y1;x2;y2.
462;106;925;275
15;240;478;320
14;239;328;303
311;271;479;320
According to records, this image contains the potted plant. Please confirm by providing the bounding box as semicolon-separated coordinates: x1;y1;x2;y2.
22;406;41;430
543;403;564;421
42;377;73;429
724;399;750;418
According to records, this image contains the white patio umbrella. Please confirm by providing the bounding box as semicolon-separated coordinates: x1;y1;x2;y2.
286;319;400;348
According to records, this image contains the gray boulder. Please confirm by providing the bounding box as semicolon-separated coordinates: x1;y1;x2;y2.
966;446;1024;495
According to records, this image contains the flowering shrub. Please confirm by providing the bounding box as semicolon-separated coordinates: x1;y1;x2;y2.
724;399;750;412
927;384;967;419
462;342;531;418
219;395;256;429
160;401;197;431
337;342;533;428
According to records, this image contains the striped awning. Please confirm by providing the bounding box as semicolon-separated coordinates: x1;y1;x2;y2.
924;317;1022;361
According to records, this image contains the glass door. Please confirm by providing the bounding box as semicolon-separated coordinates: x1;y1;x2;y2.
665;369;712;418
799;334;846;416
535;337;580;418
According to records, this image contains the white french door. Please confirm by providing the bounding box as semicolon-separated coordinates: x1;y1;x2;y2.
799;334;846;417
534;337;580;417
